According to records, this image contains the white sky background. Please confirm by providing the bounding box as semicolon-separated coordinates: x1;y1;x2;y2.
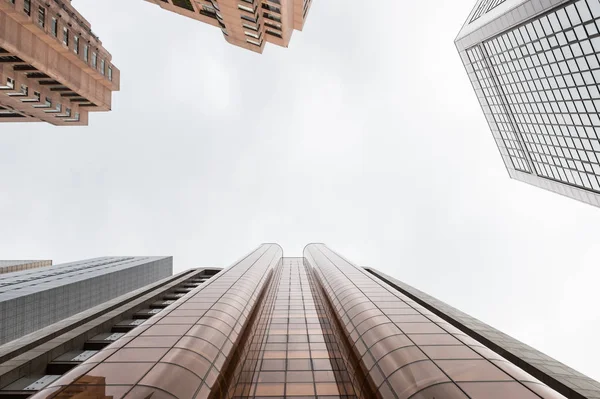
0;0;599;383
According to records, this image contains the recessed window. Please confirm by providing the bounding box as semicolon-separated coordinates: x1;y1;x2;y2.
241;14;258;23
243;23;259;31
262;3;280;13
100;59;105;75
266;29;282;39
247;38;262;46
24;0;30;16
83;45;89;62
51;18;58;37
6;77;14;89
37;7;45;28
108;66;113;82
263;12;281;23
171;0;194;11
62;27;69;46
74;36;79;54
20;84;28;96
92;52;97;68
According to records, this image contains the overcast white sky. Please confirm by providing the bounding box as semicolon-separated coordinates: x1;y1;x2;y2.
1;0;599;384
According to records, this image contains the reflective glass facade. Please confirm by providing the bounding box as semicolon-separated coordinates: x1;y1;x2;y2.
27;244;596;399
457;0;600;207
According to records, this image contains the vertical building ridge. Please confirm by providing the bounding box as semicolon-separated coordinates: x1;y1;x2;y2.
17;244;597;399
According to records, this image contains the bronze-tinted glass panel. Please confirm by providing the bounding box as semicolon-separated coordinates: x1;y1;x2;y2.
409;382;470;399
459;381;541;399
523;382;568;399
107;348;169;363
385;360;450;398
420;345;482;360
436;359;513;382
78;362;153;385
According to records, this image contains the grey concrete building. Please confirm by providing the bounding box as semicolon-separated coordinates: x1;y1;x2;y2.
0;267;220;398
0;257;173;346
0;261;52;275
457;0;600;207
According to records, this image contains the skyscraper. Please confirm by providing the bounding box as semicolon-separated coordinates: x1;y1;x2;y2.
21;244;599;399
0;0;119;125
0;267;220;397
0;257;173;345
0;260;51;274
456;0;600;207
143;0;312;53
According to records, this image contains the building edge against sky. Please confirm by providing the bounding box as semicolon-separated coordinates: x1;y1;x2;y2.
143;0;313;53
456;0;600;207
0;257;172;346
0;267;221;397
0;260;52;274
0;0;120;126
16;243;599;399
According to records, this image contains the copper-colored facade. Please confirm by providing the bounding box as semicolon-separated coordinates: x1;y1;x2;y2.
0;0;120;125
143;0;312;53
26;244;596;399
0;259;51;274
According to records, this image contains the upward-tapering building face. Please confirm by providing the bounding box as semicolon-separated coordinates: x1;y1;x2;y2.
21;244;599;399
456;0;600;207
144;0;312;53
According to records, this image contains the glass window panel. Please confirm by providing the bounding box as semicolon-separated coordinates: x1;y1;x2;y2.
161;348;211;379
140;363;201;397
376;346;428;377
408;334;462;345
459;381;541;399
258;372;286;383
420;345;482;360
523;382;568;398
286;383;315;395
141;324;191;336
386;360;450;399
262;359;286;371
107;348;169;362
436;359;513;382
79;362;153;385
409;382;470;399
254;383;285;396
174;336;220;361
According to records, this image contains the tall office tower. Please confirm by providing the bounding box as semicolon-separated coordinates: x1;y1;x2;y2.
456;0;600;207
0;267;220;397
24;244;599;399
0;0;120;125
143;0;312;53
0;257;173;346
0;260;51;274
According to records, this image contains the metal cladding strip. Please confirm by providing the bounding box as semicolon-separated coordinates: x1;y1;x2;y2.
364;267;600;399
303;244;566;399
29;244;283;399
